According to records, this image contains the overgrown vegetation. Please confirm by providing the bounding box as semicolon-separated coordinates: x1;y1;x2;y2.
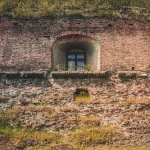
0;127;62;148
0;96;150;149
81;115;100;126
0;115;117;149
12;105;55;113
123;98;150;105
70;126;113;145
75;95;91;103
0;109;150;149
0;0;150;20
0;121;149;149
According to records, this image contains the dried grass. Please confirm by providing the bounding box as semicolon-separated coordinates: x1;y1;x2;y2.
124;98;150;105
75;96;91;103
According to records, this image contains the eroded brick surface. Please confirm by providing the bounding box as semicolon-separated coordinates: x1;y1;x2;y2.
0;17;150;72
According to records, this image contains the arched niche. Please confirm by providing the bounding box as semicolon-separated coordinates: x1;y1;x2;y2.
52;34;100;71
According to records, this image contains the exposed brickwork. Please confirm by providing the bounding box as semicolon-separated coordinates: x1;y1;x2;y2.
0;74;150;145
0;16;150;72
0;17;150;146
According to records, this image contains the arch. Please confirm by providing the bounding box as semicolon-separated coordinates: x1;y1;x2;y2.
52;34;100;71
55;31;98;41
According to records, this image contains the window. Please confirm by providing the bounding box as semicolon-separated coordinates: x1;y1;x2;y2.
67;50;85;71
53;35;100;72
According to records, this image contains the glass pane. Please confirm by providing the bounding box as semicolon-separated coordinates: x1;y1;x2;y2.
68;60;75;71
77;61;84;70
77;53;84;59
68;54;75;59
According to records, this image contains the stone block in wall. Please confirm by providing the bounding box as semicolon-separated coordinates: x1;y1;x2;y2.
21;72;46;79
5;72;21;78
51;71;69;78
0;72;21;79
118;71;149;79
137;72;148;78
118;71;138;78
0;72;47;79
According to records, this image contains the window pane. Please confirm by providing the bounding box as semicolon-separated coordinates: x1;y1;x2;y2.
77;53;84;59
68;60;75;71
77;61;84;70
68;54;75;59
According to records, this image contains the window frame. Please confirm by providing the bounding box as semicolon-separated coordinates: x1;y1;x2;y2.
67;51;86;71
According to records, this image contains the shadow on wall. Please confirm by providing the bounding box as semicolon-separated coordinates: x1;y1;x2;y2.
52;34;100;71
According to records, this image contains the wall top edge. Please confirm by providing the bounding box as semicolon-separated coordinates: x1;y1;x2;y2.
0;15;150;23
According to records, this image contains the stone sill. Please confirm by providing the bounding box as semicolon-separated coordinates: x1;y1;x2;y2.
0;71;149;79
0;72;47;79
118;71;150;78
51;71;110;78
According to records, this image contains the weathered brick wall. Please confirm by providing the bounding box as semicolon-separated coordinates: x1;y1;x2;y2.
0;73;150;145
0;17;150;146
0;16;150;72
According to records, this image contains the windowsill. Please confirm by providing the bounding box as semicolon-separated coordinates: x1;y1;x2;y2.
0;71;149;79
118;71;149;78
0;71;46;78
51;71;110;78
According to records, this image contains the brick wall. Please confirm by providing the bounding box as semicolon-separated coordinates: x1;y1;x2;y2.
0;73;150;145
0;16;150;72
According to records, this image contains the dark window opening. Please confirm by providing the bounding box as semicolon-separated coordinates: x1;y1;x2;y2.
131;66;134;71
74;88;90;102
67;51;86;71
